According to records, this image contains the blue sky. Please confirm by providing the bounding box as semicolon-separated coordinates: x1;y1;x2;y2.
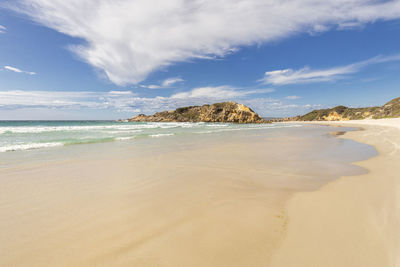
1;0;400;120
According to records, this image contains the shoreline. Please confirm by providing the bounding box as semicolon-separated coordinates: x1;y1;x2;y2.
0;124;372;266
271;118;400;267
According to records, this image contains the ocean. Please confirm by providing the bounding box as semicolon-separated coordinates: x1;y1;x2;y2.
0;120;301;153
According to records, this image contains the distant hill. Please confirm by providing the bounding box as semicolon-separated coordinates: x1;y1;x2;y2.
295;97;400;121
128;101;265;123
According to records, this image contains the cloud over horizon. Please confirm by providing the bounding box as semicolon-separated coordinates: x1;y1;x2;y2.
0;25;6;33
0;86;301;117
7;0;400;85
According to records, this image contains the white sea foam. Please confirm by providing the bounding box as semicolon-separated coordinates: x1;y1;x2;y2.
150;133;174;138
105;130;143;134
115;136;136;141
0;142;63;152
205;124;229;127
195;131;214;134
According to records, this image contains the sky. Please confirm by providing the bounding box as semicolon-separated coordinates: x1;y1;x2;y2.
1;0;400;120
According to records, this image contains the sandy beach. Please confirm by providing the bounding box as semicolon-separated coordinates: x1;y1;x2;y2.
272;118;400;267
0;124;374;266
0;121;398;266
3;0;400;265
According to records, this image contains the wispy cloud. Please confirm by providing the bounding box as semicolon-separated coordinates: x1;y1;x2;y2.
140;84;162;89
162;77;184;87
8;0;400;85
0;25;6;33
3;65;36;75
171;86;274;99
140;77;184;89
261;54;400;85
285;95;302;100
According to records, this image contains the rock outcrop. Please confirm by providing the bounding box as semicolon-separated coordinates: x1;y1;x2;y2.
292;96;400;121
128;101;265;123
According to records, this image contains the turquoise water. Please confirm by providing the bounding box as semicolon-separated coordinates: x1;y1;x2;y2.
0;121;301;152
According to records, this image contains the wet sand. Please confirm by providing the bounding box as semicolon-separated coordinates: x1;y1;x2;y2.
272;119;400;267
0;125;375;266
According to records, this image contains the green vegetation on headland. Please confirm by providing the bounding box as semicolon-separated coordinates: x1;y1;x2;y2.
127;101;265;123
271;96;400;122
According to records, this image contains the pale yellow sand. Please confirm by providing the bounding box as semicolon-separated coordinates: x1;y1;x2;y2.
1;130;350;267
0;124;383;266
272;118;400;267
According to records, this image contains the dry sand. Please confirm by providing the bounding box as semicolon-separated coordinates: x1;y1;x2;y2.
271;118;400;267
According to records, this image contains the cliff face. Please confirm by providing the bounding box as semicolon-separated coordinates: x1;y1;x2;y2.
128;101;265;123
295;97;400;121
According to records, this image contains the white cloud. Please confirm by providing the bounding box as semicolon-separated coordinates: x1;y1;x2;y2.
171;86;274;99
261;54;400;85
262;66;356;85
285;95;302;100
172;86;241;99
108;90;135;96
0;25;6;33
141;77;184;89
303;104;322;109
3;65;36;75
8;0;400;85
0;90;138;112
0;86;275;116
140;84;161;89
162;77;184;87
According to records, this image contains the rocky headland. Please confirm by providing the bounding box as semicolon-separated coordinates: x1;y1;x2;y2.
128;101;265;123
272;96;400;122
